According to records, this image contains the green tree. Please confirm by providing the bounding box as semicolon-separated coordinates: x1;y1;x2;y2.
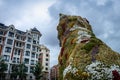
10;63;27;80
0;56;7;80
32;62;43;80
18;63;27;80
10;64;19;80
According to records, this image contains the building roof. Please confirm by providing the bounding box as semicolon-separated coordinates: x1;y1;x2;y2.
40;44;50;51
0;23;8;29
31;27;42;36
31;27;39;32
16;29;26;35
0;23;42;36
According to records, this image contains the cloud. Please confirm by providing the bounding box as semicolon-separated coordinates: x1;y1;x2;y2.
0;0;59;45
0;0;120;67
0;0;59;67
47;45;60;67
0;0;3;6
3;1;55;30
95;0;109;6
49;0;120;53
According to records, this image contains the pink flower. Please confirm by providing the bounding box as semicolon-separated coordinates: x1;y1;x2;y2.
112;70;120;80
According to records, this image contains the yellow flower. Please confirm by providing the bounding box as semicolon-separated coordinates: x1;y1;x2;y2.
82;72;90;77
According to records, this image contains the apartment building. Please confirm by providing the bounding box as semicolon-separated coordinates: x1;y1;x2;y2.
39;45;50;80
0;23;42;79
50;65;59;80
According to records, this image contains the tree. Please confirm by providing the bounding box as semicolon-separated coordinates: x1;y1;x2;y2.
18;63;27;80
0;56;7;80
10;63;27;80
10;64;19;80
32;62;43;80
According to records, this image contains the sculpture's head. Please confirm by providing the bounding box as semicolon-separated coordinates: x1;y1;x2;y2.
57;13;93;46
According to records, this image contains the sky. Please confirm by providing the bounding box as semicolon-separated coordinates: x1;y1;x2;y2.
0;0;120;67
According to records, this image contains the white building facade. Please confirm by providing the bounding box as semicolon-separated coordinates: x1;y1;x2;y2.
0;23;42;80
39;45;50;80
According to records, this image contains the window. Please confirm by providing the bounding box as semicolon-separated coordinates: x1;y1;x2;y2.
8;32;14;37
36;61;38;64
18;50;20;55
7;39;13;45
26;44;31;49
33;40;36;44
45;67;48;70
39;49;41;52
17;58;19;63
32;46;36;51
27;37;31;42
38;36;39;40
33;34;37;38
14;49;20;55
25;51;30;56
30;76;32;79
38;58;41;61
37;48;38;52
19;43;22;47
46;54;49;57
31;53;35;58
10;27;13;31
37;41;39;44
0;31;3;35
0;38;2;43
31;60;34;65
13;57;16;63
36;54;38;58
30;67;34;73
4;55;10;62
39;53;42;57
24;58;29;64
16;35;20;39
46;63;48;66
16;42;18;46
25;66;28;72
46;58;48;61
16;42;22;47
14;49;17;55
46;50;49;52
5;47;11;53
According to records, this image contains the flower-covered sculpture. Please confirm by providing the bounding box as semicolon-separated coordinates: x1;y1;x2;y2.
57;14;120;80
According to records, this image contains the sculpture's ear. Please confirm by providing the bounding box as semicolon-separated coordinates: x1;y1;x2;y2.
59;13;67;19
59;13;63;17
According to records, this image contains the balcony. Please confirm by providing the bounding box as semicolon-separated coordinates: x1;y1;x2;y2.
31;60;34;65
14;45;24;49
14;42;24;49
8;32;14;38
0;31;4;35
0;40;2;45
24;58;29;64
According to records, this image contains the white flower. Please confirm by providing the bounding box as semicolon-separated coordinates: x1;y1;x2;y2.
63;64;78;78
85;61;120;80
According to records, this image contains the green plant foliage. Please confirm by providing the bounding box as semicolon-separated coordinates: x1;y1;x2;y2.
82;38;102;53
82;41;96;53
59;65;65;80
0;56;7;80
57;14;120;80
32;62;43;80
10;64;19;79
64;70;90;80
18;63;27;80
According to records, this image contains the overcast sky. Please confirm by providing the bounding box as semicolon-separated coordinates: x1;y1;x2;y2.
0;0;120;67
